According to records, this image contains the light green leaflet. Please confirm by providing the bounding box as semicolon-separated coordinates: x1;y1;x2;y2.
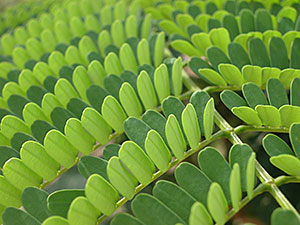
79;36;98;61
246;152;256;198
232;107;263;126
189;202;213;225
81;107;112;145
111;20;126;47
137;39;152;65
0;175;21;208
41;93;63;120
85;174;119;216
255;105;281;127
20;141;60;181
270;155;300;176
171;40;201;57
141;14;152;39
18;69;40;92
192;33;212;56
54;79;79;107
119;82;143;117
145;130;172;172
218;64;244;86
203;98;214;140
119;141;155;185
172;57;183;97
23;103;50;127
44;130;78;168
125;15;138;38
73;66;92;103
242;65;262;86
42;216;69;225
12;47;30;69
104;52;123;76
101;95;127;134
230;164;241;212
207;182;228;225
54;21;72;44
165;114;186;161
198;69;227;86
154;32;165;67
279;105;300;128
1;115;31;139
65;46;86;66
119;43;138;73
25;38;44;60
154;64;170;103
159;20;186;37
182;104;201;150
2;82;26;101
137;70;157;109
65;118;96;156
98;30;111;56
107;156;137;200
68;197;99;225
48;51;67;75
41;29;57;53
3;158;43;191
87;60;106;86
209;28;230;56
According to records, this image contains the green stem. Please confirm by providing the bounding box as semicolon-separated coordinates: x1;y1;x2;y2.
96;130;228;224
235;125;289;135
275;176;300;186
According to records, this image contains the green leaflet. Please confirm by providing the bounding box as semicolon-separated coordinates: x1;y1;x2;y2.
21;187;52;222
68;197;99;225
79;36;98;62
242;82;268;108
64;118;95;155
271;208;300;225
218;64;244;86
203;98;214;140
246;152;256;198
47;189;85;218
0;146;19;168
81;107;112;145
207;183;228;225
65;46;86;66
41;29;57;53
232;106;263;126
198;68;227;86
132;194;186;225
291;78;300;106
141;14;152;39
20;141;60;181
104;52;123;76
55;21;72;44
172;57;183;97
48;51;67;75
189;202;212;225
111;213;144;225
153;180;196;223
72;66;92;102
145;130;172;172
85;174;118;216
267;78;289;108
191;33;212;56
2;82;26;101
25;38;45;61
23;102;50;127
119;43;138;73
3;158;42;191
12;47;30;69
137;70;157;110
103;144;120;161
270;154;300;176
42;216;69;225
54;79;79;107
154;32;165;67
2;207;40;225
165;114;186;160
269;37;289;70
44;130;78;168
206;47;230;71
41;93;63;120
249;38;270;67
279;68;300;89
1;115;31;139
255;105;281;127
18;69;40;92
209;28;230;56
290;123;300;159
279;105;300;127
119;82;143;117
154;64;170;103
137;39;152;66
78;156;108;180
263;134;294;157
119;141;155;185
159;20;186;37
182;104;201;150
98;30;112;56
230;163;242;212
220;90;248;110
107;156;137;200
171;40;202;57
125;15;138;38
101;95;127;134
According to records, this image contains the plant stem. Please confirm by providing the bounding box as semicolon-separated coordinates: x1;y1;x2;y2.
234;125;289;135
96;130;228;224
182;73;300;220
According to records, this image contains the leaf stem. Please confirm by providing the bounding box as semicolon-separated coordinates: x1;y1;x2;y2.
234;125;289;135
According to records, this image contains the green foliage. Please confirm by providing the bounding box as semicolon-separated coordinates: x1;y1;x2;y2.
0;0;300;225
